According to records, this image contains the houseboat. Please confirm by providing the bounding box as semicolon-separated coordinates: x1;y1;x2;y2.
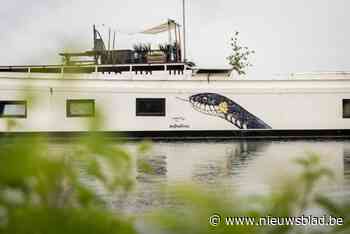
1;20;350;139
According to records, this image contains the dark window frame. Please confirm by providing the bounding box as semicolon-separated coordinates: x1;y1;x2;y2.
136;98;166;117
66;99;95;118
0;100;27;118
343;99;350;118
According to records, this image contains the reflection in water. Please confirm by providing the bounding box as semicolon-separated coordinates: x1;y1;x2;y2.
121;153;169;214
226;141;270;177
190;141;271;185
233;141;345;195
122;140;349;213
48;140;350;214
137;154;167;181
343;146;350;187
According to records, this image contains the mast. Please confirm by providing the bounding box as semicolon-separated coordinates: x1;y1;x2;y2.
108;28;111;51
177;23;182;62
182;0;187;62
113;31;116;50
168;19;172;46
93;24;98;64
93;24;97;50
175;22;178;62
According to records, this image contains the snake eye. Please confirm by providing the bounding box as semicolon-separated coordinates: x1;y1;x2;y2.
202;97;208;103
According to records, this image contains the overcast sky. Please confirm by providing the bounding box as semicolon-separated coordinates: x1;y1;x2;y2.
0;0;349;78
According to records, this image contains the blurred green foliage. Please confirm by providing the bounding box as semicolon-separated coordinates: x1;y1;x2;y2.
0;133;136;234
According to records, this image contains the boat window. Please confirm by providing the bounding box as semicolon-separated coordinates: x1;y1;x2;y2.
136;98;166;116
343;99;350;118
0;101;27;118
67;99;95;117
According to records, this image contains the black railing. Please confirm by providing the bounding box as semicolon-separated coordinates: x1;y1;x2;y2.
0;63;188;76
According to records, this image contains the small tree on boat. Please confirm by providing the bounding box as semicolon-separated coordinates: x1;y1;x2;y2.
227;31;255;76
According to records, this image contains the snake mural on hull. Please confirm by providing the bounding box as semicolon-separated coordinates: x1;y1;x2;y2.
181;93;272;129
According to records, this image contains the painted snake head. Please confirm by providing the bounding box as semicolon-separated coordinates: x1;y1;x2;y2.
185;93;272;130
189;93;225;106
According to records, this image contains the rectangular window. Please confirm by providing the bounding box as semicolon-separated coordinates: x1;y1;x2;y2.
136;98;166;116
343;99;350;118
0;101;27;118
67;99;95;117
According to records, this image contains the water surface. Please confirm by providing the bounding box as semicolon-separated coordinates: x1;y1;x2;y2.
111;139;350;214
48;138;350;214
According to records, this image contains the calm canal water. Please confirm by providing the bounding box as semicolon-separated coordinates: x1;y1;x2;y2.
51;138;350;214
96;139;350;214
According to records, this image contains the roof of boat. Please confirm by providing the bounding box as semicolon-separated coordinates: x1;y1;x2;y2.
1;64;350;81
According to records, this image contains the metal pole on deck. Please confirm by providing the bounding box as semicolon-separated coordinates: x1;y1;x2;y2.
93;24;98;64
177;23;182;62
108;28;111;51
113;31;116;50
182;0;187;62
168;19;172;46
175;23;178;62
108;28;111;63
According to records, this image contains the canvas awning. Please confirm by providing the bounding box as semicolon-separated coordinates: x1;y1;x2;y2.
140;20;178;35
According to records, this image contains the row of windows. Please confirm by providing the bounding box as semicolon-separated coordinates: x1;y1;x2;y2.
0;98;166;118
2;99;350;119
343;100;350;118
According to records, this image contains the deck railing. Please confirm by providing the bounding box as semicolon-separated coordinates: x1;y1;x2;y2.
0;63;188;76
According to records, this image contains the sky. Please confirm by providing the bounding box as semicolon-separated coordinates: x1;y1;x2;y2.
0;0;349;79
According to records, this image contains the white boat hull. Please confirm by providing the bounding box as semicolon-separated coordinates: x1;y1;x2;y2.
0;73;350;138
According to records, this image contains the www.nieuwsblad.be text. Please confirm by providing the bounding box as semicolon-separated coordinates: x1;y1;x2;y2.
208;214;344;227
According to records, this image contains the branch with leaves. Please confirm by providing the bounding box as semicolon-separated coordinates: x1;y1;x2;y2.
227;31;255;76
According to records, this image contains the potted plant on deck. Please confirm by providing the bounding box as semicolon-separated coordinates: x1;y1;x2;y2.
133;43;151;63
